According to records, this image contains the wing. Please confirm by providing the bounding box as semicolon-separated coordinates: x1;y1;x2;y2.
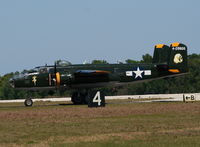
74;70;110;83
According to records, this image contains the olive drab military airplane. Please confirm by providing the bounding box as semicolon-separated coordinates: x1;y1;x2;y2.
10;42;188;107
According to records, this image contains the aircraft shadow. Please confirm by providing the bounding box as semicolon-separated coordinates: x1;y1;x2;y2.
0;103;75;109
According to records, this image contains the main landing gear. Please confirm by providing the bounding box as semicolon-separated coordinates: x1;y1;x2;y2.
71;90;105;107
23;90;105;107
23;91;89;107
71;91;89;105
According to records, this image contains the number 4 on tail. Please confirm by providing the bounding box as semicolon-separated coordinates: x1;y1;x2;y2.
88;91;105;107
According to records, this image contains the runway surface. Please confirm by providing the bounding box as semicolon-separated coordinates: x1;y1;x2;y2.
0;93;199;103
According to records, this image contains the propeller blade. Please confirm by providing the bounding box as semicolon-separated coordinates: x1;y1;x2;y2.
54;62;60;88
54;62;57;75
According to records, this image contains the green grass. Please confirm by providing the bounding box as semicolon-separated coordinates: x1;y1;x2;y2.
0;101;200;146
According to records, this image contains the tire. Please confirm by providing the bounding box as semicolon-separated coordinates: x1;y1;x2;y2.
71;92;84;105
24;98;33;107
83;93;89;104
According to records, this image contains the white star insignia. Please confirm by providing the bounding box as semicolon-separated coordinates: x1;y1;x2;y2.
133;67;144;79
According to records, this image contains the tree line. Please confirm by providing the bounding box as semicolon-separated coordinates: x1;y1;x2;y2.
0;54;200;100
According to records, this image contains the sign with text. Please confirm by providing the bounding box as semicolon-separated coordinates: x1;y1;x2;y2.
183;94;196;102
88;91;105;107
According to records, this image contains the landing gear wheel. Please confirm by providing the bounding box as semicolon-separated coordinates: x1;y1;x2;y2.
24;98;33;107
83;93;89;104
71;92;89;105
71;92;83;104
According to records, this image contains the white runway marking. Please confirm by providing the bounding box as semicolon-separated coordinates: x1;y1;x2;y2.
0;93;199;103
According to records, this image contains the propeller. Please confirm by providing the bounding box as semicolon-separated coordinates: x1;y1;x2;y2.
54;62;60;88
54;61;57;75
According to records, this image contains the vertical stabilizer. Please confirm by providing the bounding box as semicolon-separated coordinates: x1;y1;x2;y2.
153;44;170;64
168;42;188;73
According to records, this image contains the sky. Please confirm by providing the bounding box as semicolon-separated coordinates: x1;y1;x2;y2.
0;0;200;75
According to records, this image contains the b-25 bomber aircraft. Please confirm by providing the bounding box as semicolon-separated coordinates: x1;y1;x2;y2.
10;42;188;106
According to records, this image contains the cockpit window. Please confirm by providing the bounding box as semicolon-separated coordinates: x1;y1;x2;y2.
56;60;71;66
39;68;47;73
28;69;38;73
26;67;48;74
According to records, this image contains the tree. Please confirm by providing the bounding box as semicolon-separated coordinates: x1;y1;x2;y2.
141;54;153;63
0;73;15;99
125;59;139;64
91;60;108;64
0;54;200;100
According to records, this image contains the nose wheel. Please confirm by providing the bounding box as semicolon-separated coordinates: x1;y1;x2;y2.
24;98;33;107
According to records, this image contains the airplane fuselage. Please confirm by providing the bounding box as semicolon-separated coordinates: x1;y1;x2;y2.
11;63;186;90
